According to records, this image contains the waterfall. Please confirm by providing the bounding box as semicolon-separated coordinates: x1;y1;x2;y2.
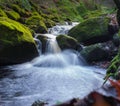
48;22;79;36
45;35;61;54
34;38;42;55
34;22;79;54
0;22;106;106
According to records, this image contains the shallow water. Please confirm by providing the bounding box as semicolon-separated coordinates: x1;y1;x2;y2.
0;50;105;106
0;22;106;106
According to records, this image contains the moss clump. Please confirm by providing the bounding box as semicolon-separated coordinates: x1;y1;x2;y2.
76;2;88;17
84;10;106;19
0;17;38;65
0;8;7;17
11;4;30;17
68;17;110;45
5;10;20;20
106;53;120;80
56;34;79;50
25;15;47;33
44;19;55;28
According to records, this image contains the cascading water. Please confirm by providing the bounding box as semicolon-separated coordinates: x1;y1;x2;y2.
0;22;106;106
45;38;61;54
34;38;42;55
48;22;79;36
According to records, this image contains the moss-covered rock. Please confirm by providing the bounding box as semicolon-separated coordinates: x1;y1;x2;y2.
25;15;47;33
80;44;108;63
0;8;7;17
68;17;112;45
56;34;80;50
0;17;38;65
5;10;20;20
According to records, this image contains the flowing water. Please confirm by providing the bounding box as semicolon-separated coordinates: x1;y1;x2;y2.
0;22;106;106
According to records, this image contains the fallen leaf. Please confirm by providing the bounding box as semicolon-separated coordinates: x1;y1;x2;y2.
109;79;120;101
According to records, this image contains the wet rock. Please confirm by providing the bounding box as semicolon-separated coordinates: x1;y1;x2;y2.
36;34;48;53
80;44;108;63
0;17;38;65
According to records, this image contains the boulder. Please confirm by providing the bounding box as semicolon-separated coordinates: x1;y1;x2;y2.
0;17;38;65
56;34;82;51
80;44;109;63
68;17;118;45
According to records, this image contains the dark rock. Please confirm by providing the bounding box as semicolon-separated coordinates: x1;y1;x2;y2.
80;44;108;63
36;34;48;53
0;17;38;66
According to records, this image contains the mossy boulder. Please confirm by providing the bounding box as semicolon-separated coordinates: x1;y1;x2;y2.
25;15;47;33
0;17;38;65
68;17;113;45
5;10;20;20
0;8;7;17
56;34;81;50
80;44;108;63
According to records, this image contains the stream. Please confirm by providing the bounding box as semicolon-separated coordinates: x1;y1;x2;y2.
0;22;106;106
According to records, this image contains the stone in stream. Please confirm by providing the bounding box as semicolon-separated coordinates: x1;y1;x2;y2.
56;34;82;51
0;17;38;66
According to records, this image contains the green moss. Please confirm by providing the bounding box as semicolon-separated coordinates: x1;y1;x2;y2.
44;19;55;28
76;2;88;17
106;53;120;80
0;17;35;45
10;4;31;17
68;17;110;44
0;8;7;17
84;10;106;19
0;17;38;65
5;10;20;20
56;34;79;50
25;15;47;33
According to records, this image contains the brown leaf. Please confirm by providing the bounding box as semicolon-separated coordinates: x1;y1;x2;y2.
109;79;120;101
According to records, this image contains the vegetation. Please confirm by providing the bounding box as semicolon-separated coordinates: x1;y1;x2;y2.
0;8;7;17
5;10;20;20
